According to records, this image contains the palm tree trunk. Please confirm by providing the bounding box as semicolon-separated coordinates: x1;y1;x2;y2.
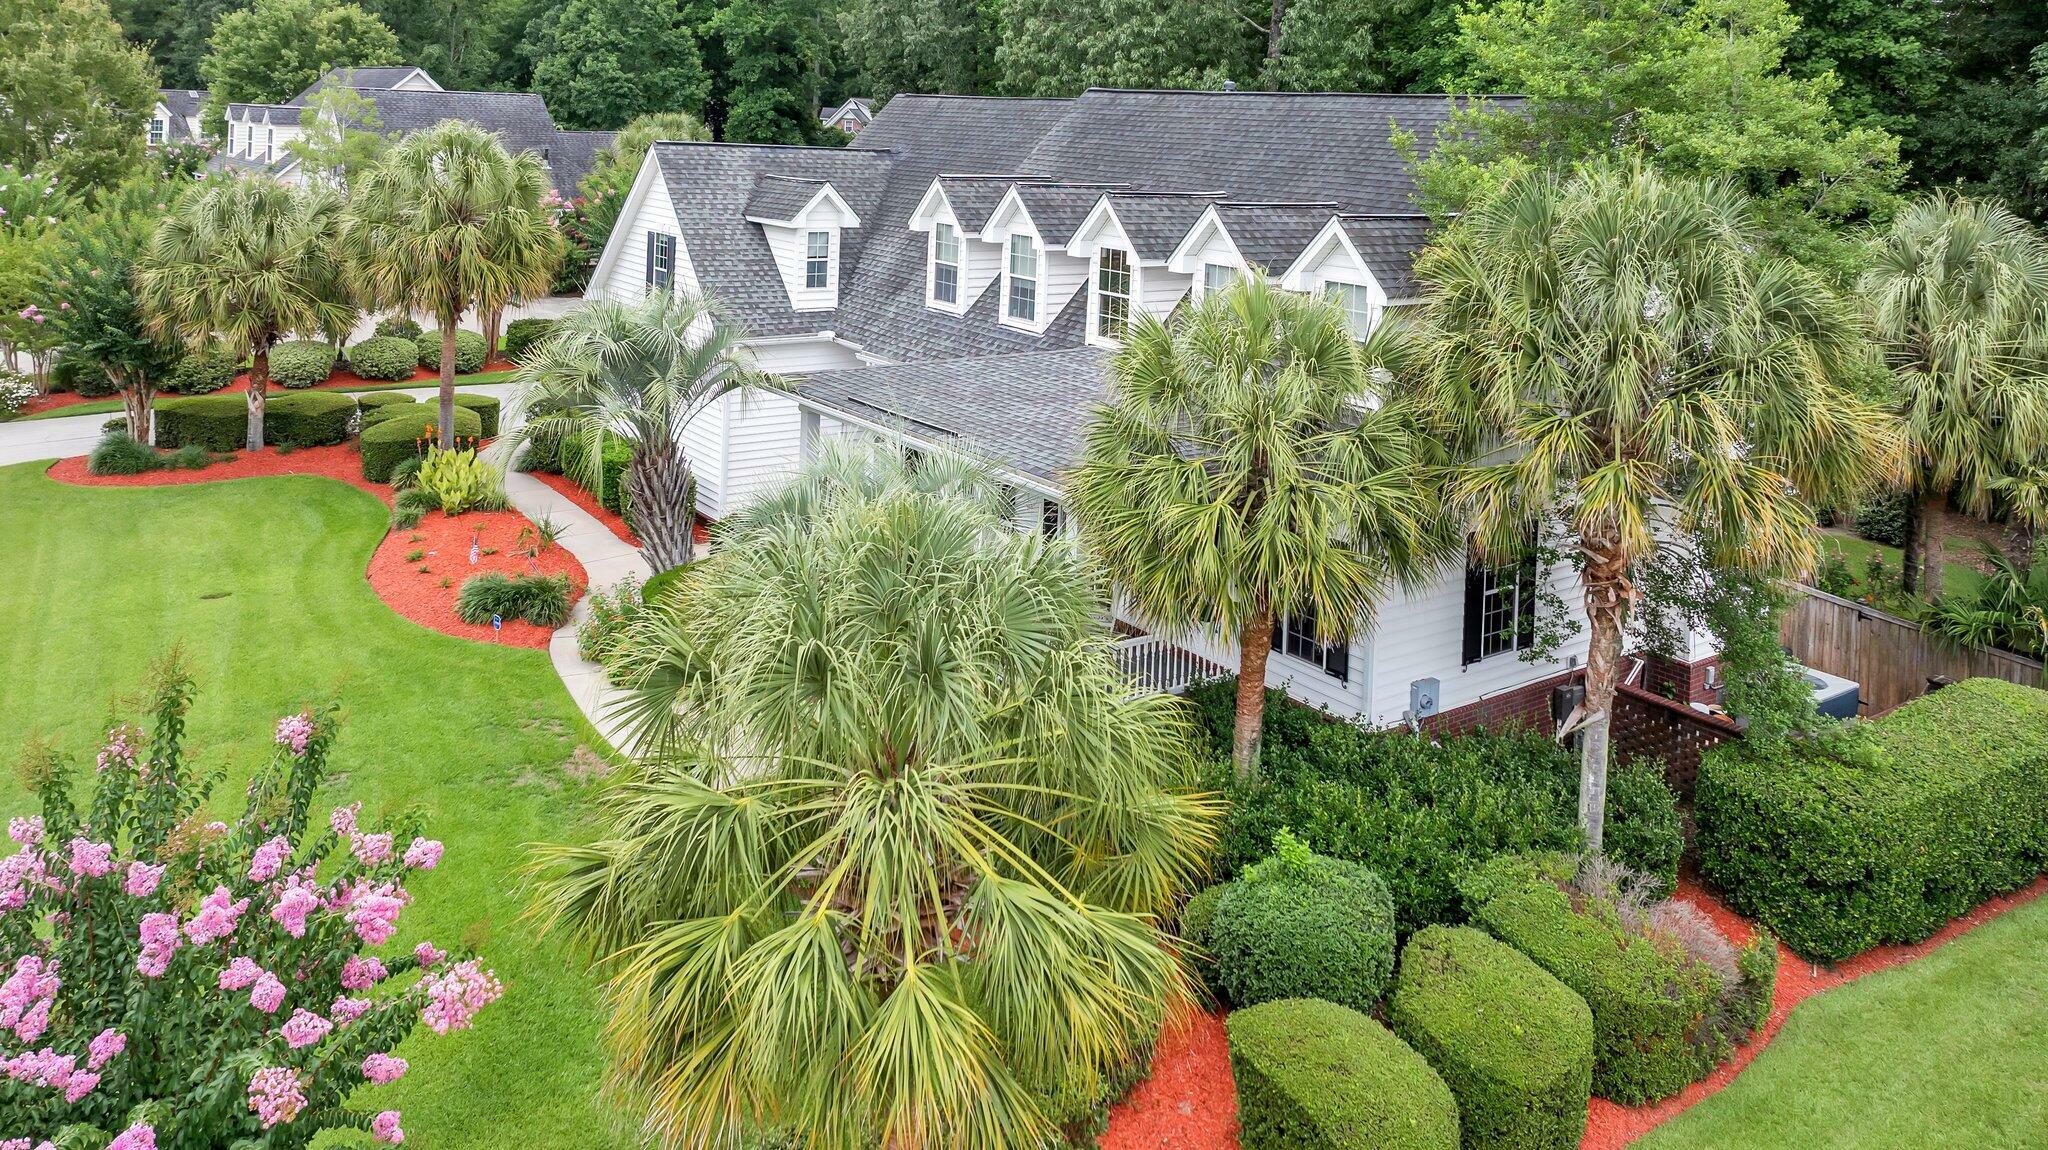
625;445;696;572
1901;496;1921;596
483;305;503;366
1232;606;1275;779
1921;494;1946;599
1578;538;1631;854
246;346;270;452
437;320;458;449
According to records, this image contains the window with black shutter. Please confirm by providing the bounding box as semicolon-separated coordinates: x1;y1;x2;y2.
645;232;676;291
1272;602;1350;683
1462;542;1540;665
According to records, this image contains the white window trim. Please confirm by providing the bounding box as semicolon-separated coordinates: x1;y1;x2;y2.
1087;247;1136;349
1000;232;1045;332
1199;261;1240;300
804;229;833;291
927;220;966;314
1320;277;1378;338
147;116;167;146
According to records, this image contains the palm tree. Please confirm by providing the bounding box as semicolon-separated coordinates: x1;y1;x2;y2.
529;448;1216;1150
1416;161;1901;850
1859;194;2048;598
1065;276;1455;777
136;177;352;450
342;120;561;448
507;292;751;571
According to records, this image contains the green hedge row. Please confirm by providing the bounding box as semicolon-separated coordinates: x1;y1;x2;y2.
360;405;482;482
1227;998;1458;1150
1390;926;1593;1150
264;391;355;447
454;393;500;437
1696;677;2048;961
356;391;418;410
1206;837;1396;1014
416;329;488;374
156;395;247;451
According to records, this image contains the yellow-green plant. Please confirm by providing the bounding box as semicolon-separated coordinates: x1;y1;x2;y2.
414;446;503;514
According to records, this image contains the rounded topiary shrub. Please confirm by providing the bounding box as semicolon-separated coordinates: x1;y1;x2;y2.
154;395;248;451
263;391;356;447
415;329;489;374
1390;926;1594;1150
359;404;482;482
356;391;419;409
502;317;557;362
1207;832;1397;1014
162;347;240;394
345;335;421;381
453;392;501;437
1228;998;1459;1150
268;339;338;389
376;313;423;340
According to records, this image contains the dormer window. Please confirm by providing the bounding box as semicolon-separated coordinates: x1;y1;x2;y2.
1325;281;1372;337
931;222;961;306
646;232;677;291
1005;235;1038;324
1095;249;1132;340
1203;263;1237;297
805;230;831;289
148;116;167;146
263;125;275;161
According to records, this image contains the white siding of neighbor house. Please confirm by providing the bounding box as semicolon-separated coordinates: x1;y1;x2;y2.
593;165;697;305
1140;264;1192;321
1039;247;1092;325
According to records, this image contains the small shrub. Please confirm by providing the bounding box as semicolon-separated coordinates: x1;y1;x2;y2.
388;455;425;492
1227;998;1459;1150
0;370;35;416
391;487;439;529
577;575;646;668
1389;926;1593;1150
263;391;355;447
357;390;419;409
376;313;423;339
415;446;505;514
88;431;159;475
154;394;248;451
164;443;217;470
404;548;426;563
416;329;489;374
1207;831;1397;1014
359;405;483;482
269;339;339;389
161;347;240;394
502;317;557;361
53;353;116;397
1177;882;1230;995
453;392;501;437
345;335;421;381
457;571;573;628
1853;492;1910;548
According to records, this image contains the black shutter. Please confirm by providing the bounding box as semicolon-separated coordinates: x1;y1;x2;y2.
1515;549;1540;652
1324;639;1349;683
1271;615;1285;656
1461;559;1484;666
644;233;655;288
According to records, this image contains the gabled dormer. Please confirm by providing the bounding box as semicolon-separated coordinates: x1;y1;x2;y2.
981;185;1092;335
746;174;861;311
1168;202;1340;301
907;177;1017;315
1066;193;1212;348
1281;214;1432;338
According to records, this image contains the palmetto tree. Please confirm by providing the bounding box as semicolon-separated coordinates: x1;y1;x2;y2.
341;120;560;447
508;292;751;571
1066;276;1455;777
530;448;1216;1150
136;177;352;450
1416;161;1901;850
1859;194;2048;598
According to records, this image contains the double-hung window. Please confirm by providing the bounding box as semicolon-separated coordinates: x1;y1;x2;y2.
1006;235;1039;323
1325;281;1373;337
804;230;831;289
1040;499;1066;539
263;126;274;161
931;221;961;305
148;117;167;146
1272;602;1350;682
1202;262;1237;297
645;232;677;292
1461;545;1540;664
1095;248;1132;339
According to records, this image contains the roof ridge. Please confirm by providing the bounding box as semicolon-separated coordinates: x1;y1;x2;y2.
1078;87;1525;99
654;140;895;155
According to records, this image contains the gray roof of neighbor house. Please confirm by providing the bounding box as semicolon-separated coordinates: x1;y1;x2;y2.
1209;202;1343;272
310;66;437;92
821;98;874;125
226;103;306;124
793;348;1114;484
934;174;1044;232
277;85;598;195
1338;214;1434;298
157;89;206;120
542;130;616;198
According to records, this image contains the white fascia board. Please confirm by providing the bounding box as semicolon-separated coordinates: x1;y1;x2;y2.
584;149;668;297
1063;195;1123;260
906;179;954;232
1167;204;1246;275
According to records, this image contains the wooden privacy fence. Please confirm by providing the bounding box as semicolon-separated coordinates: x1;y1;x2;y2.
1780;585;2046;715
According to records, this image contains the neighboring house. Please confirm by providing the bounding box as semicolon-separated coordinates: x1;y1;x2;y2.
149;90;208;147
583;87;1722;731
820;98;874;134
212;67;612;196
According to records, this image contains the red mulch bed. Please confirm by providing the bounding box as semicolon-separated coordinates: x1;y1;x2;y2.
16;392;106;417
1101;875;2048;1150
528;468;712;549
45;443;583;649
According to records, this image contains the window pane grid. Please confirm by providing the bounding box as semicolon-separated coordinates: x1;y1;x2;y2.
805;230;830;289
1326;282;1372;336
1203;263;1236;295
1273;604;1347;682
932;223;960;304
1096;249;1131;338
1478;565;1521;660
1007;236;1038;322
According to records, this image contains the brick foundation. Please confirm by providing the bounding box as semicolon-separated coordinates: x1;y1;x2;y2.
1423;668;1581;737
1642;654;1722;707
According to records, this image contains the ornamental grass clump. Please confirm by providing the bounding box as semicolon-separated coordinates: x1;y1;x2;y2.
0;653;501;1149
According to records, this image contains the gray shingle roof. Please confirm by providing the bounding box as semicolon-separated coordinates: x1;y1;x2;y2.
310;66;434;93
935;175;1040;232
157;88;205;120
1012;182;1123;244
793;348;1113;484
1211;203;1341;272
1103;193;1223;260
1338;215;1434;298
227;103;305;124
542;130;616;198
743;174;828;222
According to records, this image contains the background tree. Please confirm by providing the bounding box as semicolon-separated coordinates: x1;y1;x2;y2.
556;111;711;289
1858;194;2048;597
836;0;995;98
285;79;393;190
1416;161;1900;850
1067;278;1454;777
508;292;747;570
199;0;402;134
525;0;709;131
1781;0;1948;146
343;121;560;447
1912;0;2048;222
533;448;1215;1150
0;165;72;382
701;0;830;143
0;0;158;197
42;181;187;443
995;0;1261;96
1263;0;1388;92
138;177;354;450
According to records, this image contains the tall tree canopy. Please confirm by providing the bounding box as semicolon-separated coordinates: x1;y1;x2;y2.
1911;0;2048;221
0;0;159;196
42;178;187;442
995;0;1260;96
702;0;831;143
836;0;996;98
526;0;709;130
198;0;402;132
1263;0;1390;93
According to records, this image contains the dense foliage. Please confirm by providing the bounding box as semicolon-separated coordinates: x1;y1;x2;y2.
358;404;482;482
1696;677;2048;960
501;317;558;362
0;0;157;194
268;340;339;390
414;329;488;375
343;336;419;381
527;0;709;130
1226;998;1460;1150
1205;833;1398;1014
263;390;357;447
455;572;572;627
197;0;401;133
154;395;256;452
161;349;240;395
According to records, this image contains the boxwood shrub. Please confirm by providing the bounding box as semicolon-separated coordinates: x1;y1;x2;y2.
155;395;249;451
269;339;338;389
1227;998;1458;1150
1696;678;2048;962
162;348;240;394
415;329;488;374
263;391;356;447
375;314;422;340
356;392;418;411
453;392;500;437
1178;883;1229;994
345;336;421;381
1390;926;1593;1150
502;317;557;362
359;405;482;482
1206;833;1396;1014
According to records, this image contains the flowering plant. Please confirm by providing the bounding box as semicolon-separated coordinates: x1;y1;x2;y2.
0;371;35;417
0;655;499;1149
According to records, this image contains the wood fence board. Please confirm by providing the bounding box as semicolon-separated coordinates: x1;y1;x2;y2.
1780;586;2044;715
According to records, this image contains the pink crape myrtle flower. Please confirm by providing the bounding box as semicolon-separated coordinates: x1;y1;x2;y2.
340;955;388;990
361;1052;407;1085
419;960;503;1035
219;956;266;991
274;713;315;756
413;941;445;968
279;1008;332;1049
402;837;443;870
248;836;292;883
329;802;361;837
0;847;49;911
66;837;114;878
136;912;180;977
94;727;137;773
247;1066;306;1128
62;1068;100;1102
250;971;287;1014
183;887;248;945
0;955;59;1042
106;1125;155;1150
351;832;393;868
123;860;165;897
6;816;42;846
371;1110;404;1145
330;995;372;1025
87;1028;126;1070
270;876;321;938
344;884;406;946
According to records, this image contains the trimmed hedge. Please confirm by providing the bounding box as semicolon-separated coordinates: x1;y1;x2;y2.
416;329;488;374
453;392;500;437
356;391;418;409
269;339;338;389
1390;926;1593;1150
502;317;557;362
163;348;240;394
1207;836;1397;1014
1696;677;2048;962
263;391;355;447
155;395;248;451
1228;999;1458;1150
359;405;482;482
345;336;421;381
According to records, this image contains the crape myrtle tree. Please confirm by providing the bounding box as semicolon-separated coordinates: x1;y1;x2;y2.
1415;160;1902;850
533;448;1217;1150
0;653;500;1148
1066;276;1455;777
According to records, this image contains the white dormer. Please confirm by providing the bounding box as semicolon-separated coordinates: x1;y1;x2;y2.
982;188;1089;335
1281;217;1391;338
1068;197;1194;348
748;179;860;312
147;105;170;146
908;180;1000;315
1168;205;1251;300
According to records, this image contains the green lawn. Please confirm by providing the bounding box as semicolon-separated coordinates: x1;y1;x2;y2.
1817;531;1987;603
9;370;520;421
1639;894;2048;1149
0;461;630;1150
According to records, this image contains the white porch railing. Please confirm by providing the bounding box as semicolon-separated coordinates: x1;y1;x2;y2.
1113;634;1229;695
